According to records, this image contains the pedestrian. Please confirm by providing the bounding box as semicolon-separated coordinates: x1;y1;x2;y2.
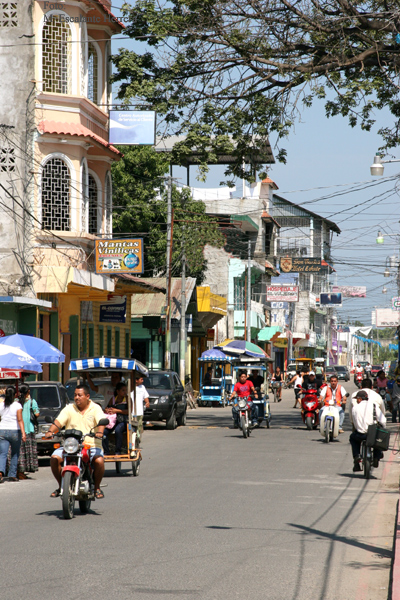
390;377;400;423
0;386;26;482
11;384;39;479
289;370;303;408
314;362;324;388
131;374;150;445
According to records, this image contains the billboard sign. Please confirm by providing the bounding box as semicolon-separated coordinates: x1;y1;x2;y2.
392;297;400;311
267;285;299;302
99;296;127;324
320;293;342;305
95;239;143;274
332;286;366;298
376;308;400;327
280;257;322;273
109;111;156;145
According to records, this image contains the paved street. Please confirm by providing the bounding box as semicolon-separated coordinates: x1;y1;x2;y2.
0;383;399;600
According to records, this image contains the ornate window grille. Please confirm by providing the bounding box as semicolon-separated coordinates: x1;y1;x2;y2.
81;161;88;231
105;173;112;234
87;42;98;104
0;147;15;172
41;158;71;231
42;15;72;94
88;174;98;234
0;3;17;27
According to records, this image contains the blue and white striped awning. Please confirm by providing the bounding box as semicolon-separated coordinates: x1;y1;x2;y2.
69;356;149;376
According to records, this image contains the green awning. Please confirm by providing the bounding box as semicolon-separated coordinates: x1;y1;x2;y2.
257;325;282;342
230;214;259;232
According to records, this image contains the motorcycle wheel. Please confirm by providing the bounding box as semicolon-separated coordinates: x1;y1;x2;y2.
266;418;270;429
62;471;75;520
241;415;248;438
79;499;91;514
132;459;140;476
325;423;330;444
305;416;313;430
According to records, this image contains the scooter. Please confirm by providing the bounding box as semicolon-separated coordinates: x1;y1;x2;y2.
46;416;109;519
300;388;320;430
235;396;253;438
319;399;340;443
355;372;363;389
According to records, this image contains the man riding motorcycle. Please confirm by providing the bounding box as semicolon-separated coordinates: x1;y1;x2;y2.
44;383;107;499
350;389;386;472
229;371;258;428
319;375;349;433
354;362;364;385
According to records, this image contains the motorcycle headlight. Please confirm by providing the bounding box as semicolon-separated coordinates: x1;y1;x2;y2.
238;398;247;409
159;395;169;403
63;438;80;454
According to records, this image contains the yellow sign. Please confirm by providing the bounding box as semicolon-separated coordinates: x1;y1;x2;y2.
273;337;288;348
95;239;143;274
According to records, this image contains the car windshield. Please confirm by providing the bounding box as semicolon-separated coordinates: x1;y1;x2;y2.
335;367;346;372
30;386;60;409
65;379;107;402
288;364;296;369
144;373;172;390
372;365;382;370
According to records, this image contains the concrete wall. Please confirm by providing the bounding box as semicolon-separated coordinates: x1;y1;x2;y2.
0;0;35;296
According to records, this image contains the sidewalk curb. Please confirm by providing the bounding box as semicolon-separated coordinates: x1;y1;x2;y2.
390;498;399;600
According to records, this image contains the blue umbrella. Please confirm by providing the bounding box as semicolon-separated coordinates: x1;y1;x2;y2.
0;343;42;373
0;334;65;364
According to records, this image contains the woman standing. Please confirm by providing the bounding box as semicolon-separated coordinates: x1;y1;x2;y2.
0;386;26;482
15;384;39;479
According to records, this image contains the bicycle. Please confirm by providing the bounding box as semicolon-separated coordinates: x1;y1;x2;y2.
360;439;373;479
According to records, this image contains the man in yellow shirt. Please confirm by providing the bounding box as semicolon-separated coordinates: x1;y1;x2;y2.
44;384;107;499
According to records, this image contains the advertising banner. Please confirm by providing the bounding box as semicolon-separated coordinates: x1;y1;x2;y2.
332;286;366;298
109;111;156;145
376;308;400;327
267;285;299;302
320;293;342;305
95;239;143;274
99;296;127;323
392;297;400;311
280;257;322;273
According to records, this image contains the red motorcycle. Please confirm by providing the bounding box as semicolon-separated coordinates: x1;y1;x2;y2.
356;372;363;389
300;388;320;430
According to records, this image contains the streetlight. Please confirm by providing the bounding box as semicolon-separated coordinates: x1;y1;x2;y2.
382;286;387;293
384;267;391;277
370;152;400;176
376;230;384;244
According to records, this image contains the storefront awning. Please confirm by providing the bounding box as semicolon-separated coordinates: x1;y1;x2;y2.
33;266;114;299
0;296;52;308
197;286;227;329
257;326;282;342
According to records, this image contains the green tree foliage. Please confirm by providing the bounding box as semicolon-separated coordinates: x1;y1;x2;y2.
113;1;400;180
111;145;224;281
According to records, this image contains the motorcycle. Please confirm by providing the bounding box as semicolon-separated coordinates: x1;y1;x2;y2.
235;396;253;438
46;416;109;519
355;372;363;389
300;388;320;430
319;399;339;443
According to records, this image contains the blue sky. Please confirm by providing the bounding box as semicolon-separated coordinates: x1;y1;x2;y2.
110;5;400;326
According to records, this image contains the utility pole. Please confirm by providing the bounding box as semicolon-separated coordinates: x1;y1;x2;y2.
247;238;251;343
164;175;172;369
180;227;186;384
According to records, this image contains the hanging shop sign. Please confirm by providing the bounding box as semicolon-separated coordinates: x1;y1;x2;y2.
273;337;288;348
109;111;156;145
267;285;299;302
99;296;127;324
95;239;143;274
392;297;400;311
280;257;322;273
319;293;342;305
376;308;400;327
332;286;366;298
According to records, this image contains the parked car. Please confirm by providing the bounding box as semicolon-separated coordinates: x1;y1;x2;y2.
333;366;350;382
143;370;187;429
29;381;70;456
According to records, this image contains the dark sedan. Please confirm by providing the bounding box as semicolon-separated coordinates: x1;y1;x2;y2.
30;381;70;456
143;371;187;430
333;366;350;382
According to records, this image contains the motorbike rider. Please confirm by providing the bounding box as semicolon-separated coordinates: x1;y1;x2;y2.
319;375;349;433
351;377;386;416
271;366;283;401
349;389;386;472
354;362;364;385
229;371;258;428
44;384;107;499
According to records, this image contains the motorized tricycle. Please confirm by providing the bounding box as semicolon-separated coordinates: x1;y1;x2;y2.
198;349;233;407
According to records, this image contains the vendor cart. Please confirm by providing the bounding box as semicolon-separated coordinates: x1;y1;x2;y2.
69;356;149;476
198;349;233;407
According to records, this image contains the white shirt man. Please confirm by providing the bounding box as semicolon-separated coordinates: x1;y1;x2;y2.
349;390;386;472
350;386;385;417
319;376;348;432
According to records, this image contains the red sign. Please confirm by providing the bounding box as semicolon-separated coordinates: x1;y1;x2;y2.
0;329;5;337
267;285;299;302
0;370;23;379
206;329;215;341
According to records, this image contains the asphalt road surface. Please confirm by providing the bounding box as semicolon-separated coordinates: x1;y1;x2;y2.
0;383;399;600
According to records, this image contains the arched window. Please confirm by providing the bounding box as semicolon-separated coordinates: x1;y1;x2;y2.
105;172;112;234
88;173;98;234
41;157;71;231
42;15;72;94
87;42;99;104
81;160;88;232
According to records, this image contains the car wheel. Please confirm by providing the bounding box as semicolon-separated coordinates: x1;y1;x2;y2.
177;410;187;427
166;408;177;430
